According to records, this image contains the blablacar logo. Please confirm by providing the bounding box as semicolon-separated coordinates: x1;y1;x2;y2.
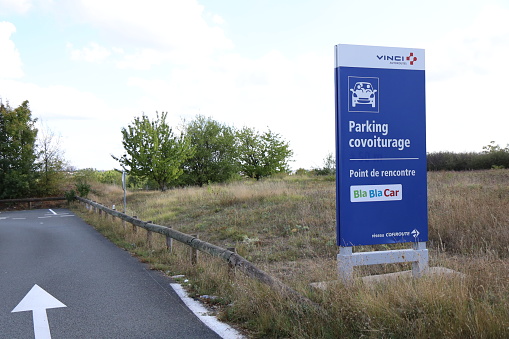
350;184;402;203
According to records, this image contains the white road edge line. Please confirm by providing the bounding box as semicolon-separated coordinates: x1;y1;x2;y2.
48;209;57;215
170;283;244;339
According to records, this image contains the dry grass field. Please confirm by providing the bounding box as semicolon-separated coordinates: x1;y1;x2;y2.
76;170;509;338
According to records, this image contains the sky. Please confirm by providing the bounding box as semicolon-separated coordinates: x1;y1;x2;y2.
1;0;508;171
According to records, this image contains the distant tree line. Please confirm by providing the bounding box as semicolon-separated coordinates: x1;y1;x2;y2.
311;152;336;176
0;99;67;199
112;113;293;191
427;142;509;171
308;142;509;176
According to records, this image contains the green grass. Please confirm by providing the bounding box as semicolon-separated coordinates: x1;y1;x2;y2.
75;170;509;338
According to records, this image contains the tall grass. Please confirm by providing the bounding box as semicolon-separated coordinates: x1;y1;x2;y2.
428;170;509;257
77;171;509;338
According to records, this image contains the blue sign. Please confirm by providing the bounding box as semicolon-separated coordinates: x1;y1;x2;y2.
335;44;427;246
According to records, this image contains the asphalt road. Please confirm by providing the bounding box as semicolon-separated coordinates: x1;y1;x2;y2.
0;208;224;338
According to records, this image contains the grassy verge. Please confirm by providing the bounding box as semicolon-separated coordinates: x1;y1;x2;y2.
74;171;509;338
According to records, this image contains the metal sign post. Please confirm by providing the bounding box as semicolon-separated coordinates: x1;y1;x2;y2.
335;44;428;281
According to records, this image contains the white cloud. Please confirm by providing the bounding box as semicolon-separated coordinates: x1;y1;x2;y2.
211;14;225;25
426;4;509;152
427;4;509;80
72;0;232;61
0;0;33;14
116;48;166;70
0;22;24;79
67;42;111;63
59;0;233;70
0;78;132;169
0;78;124;121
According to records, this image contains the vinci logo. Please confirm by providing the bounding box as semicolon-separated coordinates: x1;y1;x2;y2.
350;184;402;203
376;53;418;66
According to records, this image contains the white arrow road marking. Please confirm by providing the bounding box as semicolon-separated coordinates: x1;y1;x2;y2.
48;209;57;215
12;284;67;339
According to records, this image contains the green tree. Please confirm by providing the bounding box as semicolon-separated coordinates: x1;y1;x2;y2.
482;141;509;154
0;100;39;198
482;141;509;169
180;116;239;186
313;152;336;176
112;112;194;191
96;170;123;186
236;127;293;180
0;105;7;191
37;123;67;196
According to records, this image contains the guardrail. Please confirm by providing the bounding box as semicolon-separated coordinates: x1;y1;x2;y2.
75;196;315;305
0;197;67;210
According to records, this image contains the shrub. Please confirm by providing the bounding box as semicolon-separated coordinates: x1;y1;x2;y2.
75;180;91;198
64;189;76;203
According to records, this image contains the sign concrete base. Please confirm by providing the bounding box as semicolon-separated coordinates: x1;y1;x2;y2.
310;267;465;290
337;242;429;283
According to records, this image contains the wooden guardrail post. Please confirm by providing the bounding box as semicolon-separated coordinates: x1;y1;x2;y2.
147;231;153;248
132;216;138;233
146;221;153;248
227;247;237;279
166;227;173;253
191;234;198;265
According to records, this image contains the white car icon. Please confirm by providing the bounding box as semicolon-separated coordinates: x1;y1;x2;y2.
350;82;377;108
